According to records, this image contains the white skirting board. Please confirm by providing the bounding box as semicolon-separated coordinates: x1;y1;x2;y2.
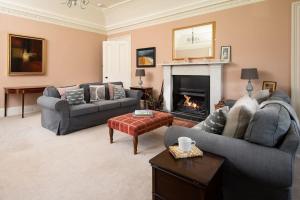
0;105;40;118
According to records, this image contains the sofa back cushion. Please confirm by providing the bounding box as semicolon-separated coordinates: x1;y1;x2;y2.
244;104;291;147
90;85;106;102
57;85;79;99
43;86;60;98
269;90;291;104
223;95;258;138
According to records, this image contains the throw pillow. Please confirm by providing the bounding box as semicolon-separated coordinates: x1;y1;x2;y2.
108;83;115;100
193;106;229;134
222;95;259;139
244;104;291;147
65;88;85;105
89;85;105;102
57;85;79;99
253;89;270;104
113;85;126;100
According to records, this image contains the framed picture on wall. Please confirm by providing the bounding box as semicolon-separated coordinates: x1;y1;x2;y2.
220;46;231;62
136;47;156;68
8;34;46;76
262;81;277;93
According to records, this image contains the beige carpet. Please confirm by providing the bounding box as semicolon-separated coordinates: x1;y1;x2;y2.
0;113;167;200
1;113;299;200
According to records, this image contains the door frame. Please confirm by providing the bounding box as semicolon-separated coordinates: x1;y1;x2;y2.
292;1;300;116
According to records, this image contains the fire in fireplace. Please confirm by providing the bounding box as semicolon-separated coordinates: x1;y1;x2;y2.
172;75;210;121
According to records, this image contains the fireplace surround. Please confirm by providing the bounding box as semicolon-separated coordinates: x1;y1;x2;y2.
161;61;227;121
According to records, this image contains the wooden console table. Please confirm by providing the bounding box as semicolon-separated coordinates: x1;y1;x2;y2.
4;86;48;118
130;86;153;109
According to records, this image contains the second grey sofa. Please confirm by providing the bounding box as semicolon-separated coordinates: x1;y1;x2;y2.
37;82;142;135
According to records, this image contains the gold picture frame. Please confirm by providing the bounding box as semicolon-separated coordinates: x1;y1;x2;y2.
172;22;216;60
262;81;277;93
8;34;46;76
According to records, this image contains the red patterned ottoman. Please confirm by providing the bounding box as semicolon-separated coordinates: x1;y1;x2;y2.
107;111;173;154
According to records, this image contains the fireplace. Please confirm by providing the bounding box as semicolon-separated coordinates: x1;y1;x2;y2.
172;75;210;121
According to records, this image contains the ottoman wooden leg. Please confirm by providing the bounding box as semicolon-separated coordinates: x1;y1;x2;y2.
133;136;138;155
109;128;114;144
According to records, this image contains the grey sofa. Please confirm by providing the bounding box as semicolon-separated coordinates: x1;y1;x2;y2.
164;91;300;200
37;82;142;135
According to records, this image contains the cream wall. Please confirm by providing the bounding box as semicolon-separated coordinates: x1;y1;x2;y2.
0;13;106;110
110;0;293;99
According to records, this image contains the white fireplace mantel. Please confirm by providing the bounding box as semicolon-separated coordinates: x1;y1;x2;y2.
161;61;228;114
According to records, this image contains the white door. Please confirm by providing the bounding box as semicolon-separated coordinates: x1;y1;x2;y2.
102;37;131;88
292;2;300;117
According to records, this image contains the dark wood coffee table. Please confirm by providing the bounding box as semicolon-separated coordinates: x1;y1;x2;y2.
149;150;224;200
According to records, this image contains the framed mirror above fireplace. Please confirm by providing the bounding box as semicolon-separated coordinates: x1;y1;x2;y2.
172;22;216;60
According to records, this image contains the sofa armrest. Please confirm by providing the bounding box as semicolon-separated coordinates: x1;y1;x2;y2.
37;96;69;113
125;89;143;100
164;126;293;188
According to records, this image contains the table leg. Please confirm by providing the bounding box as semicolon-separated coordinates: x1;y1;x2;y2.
133;136;138;155
109;128;114;143
4;92;7;117
22;92;25;118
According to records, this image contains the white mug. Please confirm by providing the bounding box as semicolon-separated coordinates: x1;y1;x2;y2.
178;137;196;152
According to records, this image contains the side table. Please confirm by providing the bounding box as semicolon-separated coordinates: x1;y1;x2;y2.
130;86;153;109
149;149;224;200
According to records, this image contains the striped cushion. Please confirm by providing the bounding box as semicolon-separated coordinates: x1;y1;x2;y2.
113;85;126;100
197;107;229;134
65;88;85;105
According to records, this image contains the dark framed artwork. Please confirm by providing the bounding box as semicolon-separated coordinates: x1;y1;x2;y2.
262;81;277;93
9;34;46;76
136;47;156;68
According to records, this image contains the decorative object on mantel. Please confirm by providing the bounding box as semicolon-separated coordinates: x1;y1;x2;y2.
135;69;145;87
220;46;231;62
173;22;216;60
241;68;259;97
136;47;156;67
9;34;46;76
262;81;277;93
63;0;89;9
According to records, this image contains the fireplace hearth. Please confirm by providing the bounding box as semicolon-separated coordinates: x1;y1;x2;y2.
172;75;210;121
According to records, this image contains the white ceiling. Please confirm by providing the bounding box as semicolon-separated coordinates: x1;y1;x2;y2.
0;0;264;34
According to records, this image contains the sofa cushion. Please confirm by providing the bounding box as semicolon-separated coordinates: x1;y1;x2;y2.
43;86;60;98
269;90;291;104
57;85;79;100
65;88;85;105
114;98;138;107
223;95;259;138
193;106;229;134
113;85;126;100
79;82;103;103
244;104;291;147
90;85;106;102
93;100;121;111
70;103;99;117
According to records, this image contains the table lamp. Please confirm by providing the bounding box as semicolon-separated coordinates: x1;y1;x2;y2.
135;69;145;88
241;68;259;97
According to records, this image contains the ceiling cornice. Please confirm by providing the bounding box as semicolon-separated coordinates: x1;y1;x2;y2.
106;0;265;35
0;1;106;34
0;0;264;35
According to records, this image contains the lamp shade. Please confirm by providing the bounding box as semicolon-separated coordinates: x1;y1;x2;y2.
241;68;259;80
135;69;145;77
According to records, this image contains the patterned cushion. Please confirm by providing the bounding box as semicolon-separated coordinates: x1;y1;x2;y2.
107;111;173;136
113;85;126;100
90;85;105;102
65;88;85;105
193;107;229;134
57;85;79;100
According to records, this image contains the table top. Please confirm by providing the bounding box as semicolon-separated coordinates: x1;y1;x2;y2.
149;149;224;187
4;85;49;90
130;86;153;90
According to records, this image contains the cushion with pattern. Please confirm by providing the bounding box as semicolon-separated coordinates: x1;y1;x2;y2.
113;85;126;100
65;88;85;105
193;106;229;134
90;85;105;102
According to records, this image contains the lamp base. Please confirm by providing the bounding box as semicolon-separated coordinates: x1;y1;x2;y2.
138;77;143;88
246;80;254;97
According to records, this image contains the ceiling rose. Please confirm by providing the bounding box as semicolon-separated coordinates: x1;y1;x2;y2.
65;0;90;9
